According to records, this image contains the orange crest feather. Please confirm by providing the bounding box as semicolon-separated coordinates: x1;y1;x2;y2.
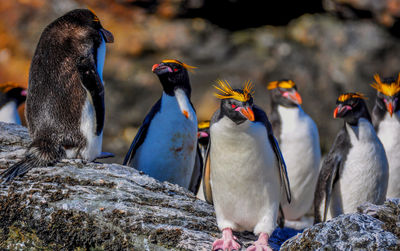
161;59;197;72
267;80;296;90
337;92;367;102
214;79;255;102
370;73;400;97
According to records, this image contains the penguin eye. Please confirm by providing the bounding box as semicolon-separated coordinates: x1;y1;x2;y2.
231;104;236;109
174;68;179;72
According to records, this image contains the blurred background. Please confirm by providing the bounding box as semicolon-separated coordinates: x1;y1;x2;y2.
1;0;400;163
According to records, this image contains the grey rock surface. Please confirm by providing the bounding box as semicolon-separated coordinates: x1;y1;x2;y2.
2;122;399;250
0;122;294;250
281;200;400;250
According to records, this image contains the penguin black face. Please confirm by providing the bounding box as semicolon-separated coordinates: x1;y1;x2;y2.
61;9;114;44
267;80;302;107
334;93;370;125
220;96;255;124
152;59;196;95
198;121;210;147
214;80;255;124
371;74;400;117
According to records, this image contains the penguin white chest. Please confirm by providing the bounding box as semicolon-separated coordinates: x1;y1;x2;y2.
377;111;400;198
333;119;388;216
133;90;197;189
0;101;21;124
278;106;321;220
210;118;280;235
77;96;103;161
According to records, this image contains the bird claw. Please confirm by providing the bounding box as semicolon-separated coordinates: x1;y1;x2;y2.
246;244;273;251
246;232;272;251
212;228;241;251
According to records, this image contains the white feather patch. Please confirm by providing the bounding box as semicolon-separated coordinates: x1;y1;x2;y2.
377;110;400;198
97;33;106;83
210;117;280;235
79;97;103;161
328;118;388;218
0;101;21;124
277;105;321;220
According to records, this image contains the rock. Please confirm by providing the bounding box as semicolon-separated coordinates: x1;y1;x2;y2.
0;122;300;250
323;0;400;28
281;200;400;250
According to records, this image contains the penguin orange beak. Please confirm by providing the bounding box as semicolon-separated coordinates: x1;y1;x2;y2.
239;107;255;121
333;104;352;118
386;102;394;117
152;63;172;75
100;28;114;43
283;91;302;105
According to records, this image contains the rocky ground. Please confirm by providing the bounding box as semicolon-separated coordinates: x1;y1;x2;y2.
1;122;400;250
1;0;400;163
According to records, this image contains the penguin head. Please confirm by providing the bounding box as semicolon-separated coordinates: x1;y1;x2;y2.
152;59;196;96
0;82;27;106
214;80;255;124
198;121;210;147
58;9;114;44
334;93;370;125
267;79;302;107
370;73;400;117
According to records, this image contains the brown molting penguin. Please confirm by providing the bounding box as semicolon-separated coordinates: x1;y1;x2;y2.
1;9;114;182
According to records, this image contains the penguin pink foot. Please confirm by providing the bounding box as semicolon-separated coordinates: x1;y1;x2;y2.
212;228;241;251
246;233;272;251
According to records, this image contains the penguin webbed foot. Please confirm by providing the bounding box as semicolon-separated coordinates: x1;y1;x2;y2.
246;232;272;251
95;152;115;160
212;228;241;251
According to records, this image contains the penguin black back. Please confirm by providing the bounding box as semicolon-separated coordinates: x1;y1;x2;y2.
1;9;113;182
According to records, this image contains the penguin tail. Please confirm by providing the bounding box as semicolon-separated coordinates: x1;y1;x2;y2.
1;139;65;183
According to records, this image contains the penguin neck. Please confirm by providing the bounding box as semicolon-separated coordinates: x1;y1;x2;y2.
158;75;191;98
161;88;195;121
277;104;302;118
345;117;376;142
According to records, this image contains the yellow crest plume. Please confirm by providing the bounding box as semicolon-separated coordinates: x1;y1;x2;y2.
214;79;255;102
161;59;197;72
87;7;100;22
198;121;210;129
267;80;296;90
370;73;400;97
337;92;367;102
0;82;23;94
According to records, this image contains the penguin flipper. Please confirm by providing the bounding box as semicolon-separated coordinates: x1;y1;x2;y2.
123;99;161;166
202;142;213;204
253;106;292;204
314;127;350;223
188;146;203;194
77;57;105;136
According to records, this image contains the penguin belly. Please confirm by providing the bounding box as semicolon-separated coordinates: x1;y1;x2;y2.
133;93;197;189
278;106;321;220
329;119;388;217
0;101;21;124
77;96;103;161
210;118;281;235
377;111;400;198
